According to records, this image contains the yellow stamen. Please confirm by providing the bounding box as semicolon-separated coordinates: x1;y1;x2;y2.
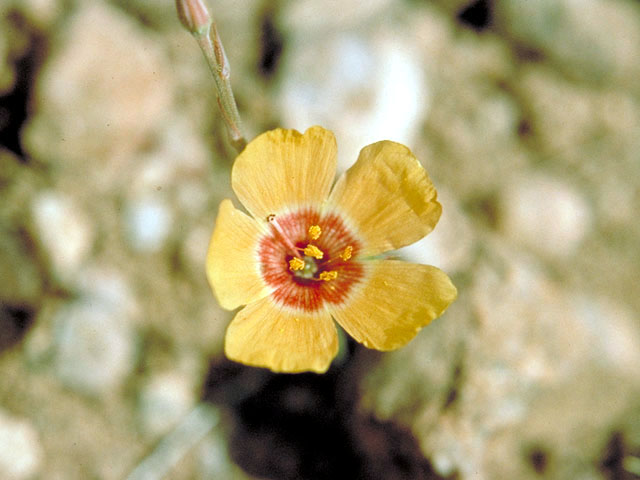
340;245;353;261
308;225;322;240
289;257;305;271
303;244;324;259
319;270;338;281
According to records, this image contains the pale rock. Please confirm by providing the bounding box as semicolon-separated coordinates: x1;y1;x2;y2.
570;294;640;374
495;0;640;87
130;117;210;196
12;0;63;30
443;89;519;160
176;181;209;217
499;173;592;258
282;0;395;31
182;224;213;274
31;191;93;282
0;410;43;480
53;279;137;395
131;155;175;197
138;373;196;438
470;254;594;384
424;84;524;197
124;195;173;253
417;19;522;197
75;266;139;320
279;30;428;171
596;175;637;229
516;67;597;164
22;270;124;372
123;117;210;240
22;2;173;175
413;5;514;80
431;450;456;478
159;117;210;173
518;69;640;199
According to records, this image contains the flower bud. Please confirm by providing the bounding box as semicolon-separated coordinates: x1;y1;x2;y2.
176;0;211;34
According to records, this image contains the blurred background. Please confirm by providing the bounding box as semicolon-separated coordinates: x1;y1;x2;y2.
1;0;640;478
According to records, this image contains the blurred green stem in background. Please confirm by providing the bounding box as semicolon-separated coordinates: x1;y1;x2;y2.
176;0;247;153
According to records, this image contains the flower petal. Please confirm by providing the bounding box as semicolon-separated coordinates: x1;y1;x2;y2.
328;140;442;256
225;297;338;373
331;260;457;351
206;199;270;310
232;126;337;221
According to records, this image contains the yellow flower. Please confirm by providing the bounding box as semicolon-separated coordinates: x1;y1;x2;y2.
206;126;457;373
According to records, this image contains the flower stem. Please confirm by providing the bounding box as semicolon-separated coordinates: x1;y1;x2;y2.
176;0;247;153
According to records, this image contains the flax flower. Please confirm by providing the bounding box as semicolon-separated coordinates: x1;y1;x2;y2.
206;126;457;373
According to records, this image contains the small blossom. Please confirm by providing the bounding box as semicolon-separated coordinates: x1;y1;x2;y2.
206;126;457;373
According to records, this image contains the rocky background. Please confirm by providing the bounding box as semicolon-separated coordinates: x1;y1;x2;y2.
1;0;640;479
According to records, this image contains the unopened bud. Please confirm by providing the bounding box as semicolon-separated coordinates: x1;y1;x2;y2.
176;0;211;34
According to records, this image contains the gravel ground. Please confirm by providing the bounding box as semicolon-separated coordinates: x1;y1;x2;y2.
1;0;639;479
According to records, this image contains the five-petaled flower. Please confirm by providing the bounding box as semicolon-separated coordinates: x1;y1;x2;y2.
206;126;457;373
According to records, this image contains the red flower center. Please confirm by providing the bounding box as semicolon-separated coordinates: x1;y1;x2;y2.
258;208;364;311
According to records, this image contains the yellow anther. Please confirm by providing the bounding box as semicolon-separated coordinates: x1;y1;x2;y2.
319;270;338;281
340;245;353;261
289;257;305;271
308;225;322;240
303;244;324;259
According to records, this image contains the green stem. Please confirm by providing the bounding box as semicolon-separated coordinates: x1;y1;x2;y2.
176;0;247;153
194;24;247;152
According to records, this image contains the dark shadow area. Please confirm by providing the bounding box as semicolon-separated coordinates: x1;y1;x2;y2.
600;431;640;480
457;0;492;32
513;44;546;63
203;339;454;480
0;303;36;353
463;192;500;230
0;11;47;160
526;446;549;475
442;358;464;410
257;2;284;80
